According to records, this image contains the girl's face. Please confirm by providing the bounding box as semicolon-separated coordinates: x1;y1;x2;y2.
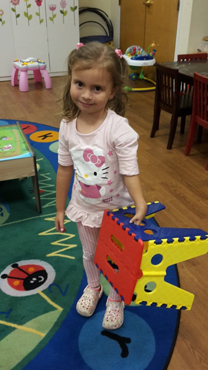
70;66;116;120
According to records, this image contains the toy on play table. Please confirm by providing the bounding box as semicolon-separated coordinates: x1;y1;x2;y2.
123;42;156;92
94;202;208;310
11;57;52;92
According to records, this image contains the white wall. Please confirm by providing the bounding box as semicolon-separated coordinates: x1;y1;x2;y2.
175;0;208;59
188;0;208;52
174;0;193;59
109;0;120;48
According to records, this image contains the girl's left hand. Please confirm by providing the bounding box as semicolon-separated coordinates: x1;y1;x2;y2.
123;175;147;226
129;202;147;226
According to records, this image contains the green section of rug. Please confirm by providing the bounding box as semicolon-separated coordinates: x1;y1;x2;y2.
0;148;83;369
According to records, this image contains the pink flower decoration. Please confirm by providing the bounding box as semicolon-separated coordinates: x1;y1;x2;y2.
10;0;20;5
49;4;56;11
60;0;67;8
35;0;43;6
115;49;123;59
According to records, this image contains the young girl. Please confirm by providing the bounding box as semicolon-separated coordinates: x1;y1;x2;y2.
55;42;147;330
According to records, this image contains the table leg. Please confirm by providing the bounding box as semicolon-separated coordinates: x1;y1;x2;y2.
11;67;19;86
33;69;42;83
41;69;52;89
32;156;42;213
19;70;29;92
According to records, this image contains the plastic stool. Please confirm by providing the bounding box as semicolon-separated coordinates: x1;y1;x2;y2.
11;58;52;92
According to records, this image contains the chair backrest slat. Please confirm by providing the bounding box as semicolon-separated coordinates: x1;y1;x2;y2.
156;64;179;110
178;53;207;62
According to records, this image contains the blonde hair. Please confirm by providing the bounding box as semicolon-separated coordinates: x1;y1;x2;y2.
62;42;129;121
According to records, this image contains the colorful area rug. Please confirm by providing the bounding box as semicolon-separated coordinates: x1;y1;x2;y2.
0;120;180;370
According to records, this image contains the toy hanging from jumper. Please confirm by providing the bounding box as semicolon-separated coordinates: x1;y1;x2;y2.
94;202;208;310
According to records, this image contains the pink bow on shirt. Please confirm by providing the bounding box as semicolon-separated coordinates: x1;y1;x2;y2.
83;148;105;168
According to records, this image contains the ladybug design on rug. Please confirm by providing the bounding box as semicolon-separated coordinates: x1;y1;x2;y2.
0;260;56;296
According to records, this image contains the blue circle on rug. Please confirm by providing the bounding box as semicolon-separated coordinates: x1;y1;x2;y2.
78;310;155;370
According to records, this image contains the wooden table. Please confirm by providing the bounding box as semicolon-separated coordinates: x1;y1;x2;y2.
0;122;41;212
161;59;208;78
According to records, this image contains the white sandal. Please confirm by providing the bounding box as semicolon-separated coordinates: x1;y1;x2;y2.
102;298;125;330
76;285;103;317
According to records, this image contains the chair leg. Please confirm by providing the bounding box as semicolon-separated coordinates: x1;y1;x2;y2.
150;88;161;137
184;117;198;156
167;114;178;149
180;116;186;134
197;125;203;143
206;161;208;171
150;106;161;137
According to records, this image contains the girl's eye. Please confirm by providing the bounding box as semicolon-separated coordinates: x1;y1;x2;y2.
94;86;101;92
76;81;83;88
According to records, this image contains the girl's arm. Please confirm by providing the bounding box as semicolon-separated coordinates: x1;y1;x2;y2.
55;164;74;232
123;174;147;225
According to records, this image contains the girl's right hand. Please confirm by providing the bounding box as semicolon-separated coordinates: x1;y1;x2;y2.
55;211;66;233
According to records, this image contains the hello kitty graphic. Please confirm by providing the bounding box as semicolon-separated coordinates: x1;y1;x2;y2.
70;147;109;204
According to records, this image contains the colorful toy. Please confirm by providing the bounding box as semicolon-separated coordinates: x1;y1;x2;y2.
11;57;52;92
123;42;156;92
125;44;156;61
0;122;41;212
94;202;208;310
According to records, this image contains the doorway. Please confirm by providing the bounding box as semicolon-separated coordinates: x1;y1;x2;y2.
120;0;179;64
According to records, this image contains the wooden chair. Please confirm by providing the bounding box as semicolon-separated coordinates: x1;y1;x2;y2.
177;53;207;62
150;63;193;149
184;72;208;171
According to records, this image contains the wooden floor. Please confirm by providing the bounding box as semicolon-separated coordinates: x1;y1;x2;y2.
1;77;208;369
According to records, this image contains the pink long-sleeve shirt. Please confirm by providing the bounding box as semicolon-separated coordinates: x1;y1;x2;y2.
58;109;139;227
